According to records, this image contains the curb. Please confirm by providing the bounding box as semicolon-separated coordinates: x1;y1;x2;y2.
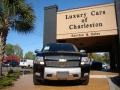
107;77;120;90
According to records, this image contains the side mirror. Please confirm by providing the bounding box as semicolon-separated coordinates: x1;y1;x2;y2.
35;49;41;54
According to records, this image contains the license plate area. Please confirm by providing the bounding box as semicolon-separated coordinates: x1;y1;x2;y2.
57;72;69;80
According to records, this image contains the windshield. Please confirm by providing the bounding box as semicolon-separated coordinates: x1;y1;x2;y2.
42;43;78;52
20;59;26;62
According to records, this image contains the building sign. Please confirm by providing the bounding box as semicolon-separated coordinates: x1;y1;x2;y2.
57;3;118;39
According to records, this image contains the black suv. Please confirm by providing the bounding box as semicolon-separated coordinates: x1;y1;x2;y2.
33;43;90;85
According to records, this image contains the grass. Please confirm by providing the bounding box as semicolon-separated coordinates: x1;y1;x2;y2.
0;70;21;89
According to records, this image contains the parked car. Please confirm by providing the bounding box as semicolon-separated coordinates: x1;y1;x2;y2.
90;61;102;70
2;60;19;67
2;62;10;67
3;55;20;67
19;59;33;68
102;63;110;71
9;61;19;67
33;43;90;85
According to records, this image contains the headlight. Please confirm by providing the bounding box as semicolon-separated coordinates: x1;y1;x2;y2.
34;56;44;65
81;57;90;65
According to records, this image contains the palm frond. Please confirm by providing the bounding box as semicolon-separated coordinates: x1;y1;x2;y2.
12;2;35;33
6;0;36;33
14;20;34;33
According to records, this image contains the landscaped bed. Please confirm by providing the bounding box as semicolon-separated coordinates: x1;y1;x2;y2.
0;70;21;89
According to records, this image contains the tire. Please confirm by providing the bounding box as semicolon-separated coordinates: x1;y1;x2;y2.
28;65;30;69
33;74;41;85
81;78;89;85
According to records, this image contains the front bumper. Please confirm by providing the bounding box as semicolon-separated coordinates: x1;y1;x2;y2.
34;67;89;80
34;66;90;81
44;67;81;80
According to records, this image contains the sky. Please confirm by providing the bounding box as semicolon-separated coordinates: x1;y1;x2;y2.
7;0;114;54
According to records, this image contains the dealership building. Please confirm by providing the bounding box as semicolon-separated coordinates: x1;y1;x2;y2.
43;1;120;72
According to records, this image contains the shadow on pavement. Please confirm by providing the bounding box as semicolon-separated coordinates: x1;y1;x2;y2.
110;76;120;87
39;80;86;86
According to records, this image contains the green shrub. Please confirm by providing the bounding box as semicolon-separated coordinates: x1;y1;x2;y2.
0;70;20;89
0;76;13;89
7;70;20;80
8;69;14;74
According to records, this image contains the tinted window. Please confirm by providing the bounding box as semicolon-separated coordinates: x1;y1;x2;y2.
21;60;23;62
42;43;78;52
20;60;26;62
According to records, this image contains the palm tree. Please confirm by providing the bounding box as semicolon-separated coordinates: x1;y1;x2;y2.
0;0;35;76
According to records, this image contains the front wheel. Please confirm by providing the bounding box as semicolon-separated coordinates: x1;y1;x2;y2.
33;74;41;85
81;78;89;85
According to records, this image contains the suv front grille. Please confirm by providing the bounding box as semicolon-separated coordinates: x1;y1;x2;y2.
45;60;80;67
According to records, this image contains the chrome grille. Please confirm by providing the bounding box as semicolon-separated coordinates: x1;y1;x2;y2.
45;60;80;67
45;56;80;60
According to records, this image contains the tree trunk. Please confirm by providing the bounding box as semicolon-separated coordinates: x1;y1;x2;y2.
0;15;9;76
0;33;4;76
0;29;8;76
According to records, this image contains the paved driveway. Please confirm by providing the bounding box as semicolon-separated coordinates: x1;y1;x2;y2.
3;71;118;90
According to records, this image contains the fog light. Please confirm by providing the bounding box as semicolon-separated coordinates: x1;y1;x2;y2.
73;74;79;77
47;74;52;77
